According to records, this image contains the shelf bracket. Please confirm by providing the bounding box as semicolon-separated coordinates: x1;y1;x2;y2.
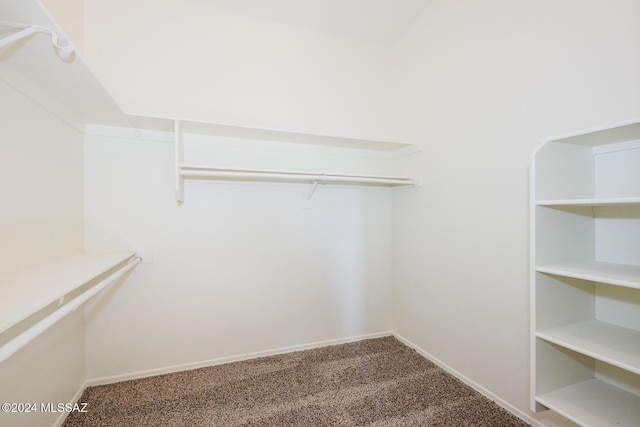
175;120;184;204
307;180;320;200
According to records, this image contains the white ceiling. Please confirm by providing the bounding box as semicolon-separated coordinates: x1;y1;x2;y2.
195;0;429;45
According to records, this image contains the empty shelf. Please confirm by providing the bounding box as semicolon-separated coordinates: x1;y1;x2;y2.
536;378;640;427
536;261;640;289
537;320;640;375
536;197;640;207
0;252;135;333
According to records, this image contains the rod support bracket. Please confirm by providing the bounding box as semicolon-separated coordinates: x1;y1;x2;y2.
307;180;321;200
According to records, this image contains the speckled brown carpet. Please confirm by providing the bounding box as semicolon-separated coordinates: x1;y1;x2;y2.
64;336;529;426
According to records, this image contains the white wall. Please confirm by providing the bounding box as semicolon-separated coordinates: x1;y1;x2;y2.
82;0;395;142
0;81;84;274
22;1;639;425
390;0;640;425
83;129;393;381
39;0;84;52
0;76;85;427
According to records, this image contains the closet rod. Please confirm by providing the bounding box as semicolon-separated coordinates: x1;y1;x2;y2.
0;19;73;58
0;24;39;48
0;257;141;364
181;167;417;186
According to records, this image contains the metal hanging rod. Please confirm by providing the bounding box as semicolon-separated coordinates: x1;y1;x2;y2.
180;165;418;186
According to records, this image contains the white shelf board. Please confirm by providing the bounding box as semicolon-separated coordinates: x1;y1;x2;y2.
536;378;640;427
179;120;414;153
549;119;640;148
537;320;640;375
0;252;134;334
536;261;640;289
537;197;640;207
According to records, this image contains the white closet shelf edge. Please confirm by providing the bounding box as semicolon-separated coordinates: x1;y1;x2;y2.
536;319;640;375
536;261;640;289
0;252;135;334
536;197;640;206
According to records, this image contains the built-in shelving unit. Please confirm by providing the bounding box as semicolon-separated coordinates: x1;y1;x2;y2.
530;119;640;426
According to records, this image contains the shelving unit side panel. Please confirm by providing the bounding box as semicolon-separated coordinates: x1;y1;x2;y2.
535;142;594;200
536;206;595;265
595;147;640;198
596;284;640;330
595;205;640;266
536;273;595;330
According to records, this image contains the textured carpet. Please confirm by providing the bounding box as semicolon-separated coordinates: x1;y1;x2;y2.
64;337;529;426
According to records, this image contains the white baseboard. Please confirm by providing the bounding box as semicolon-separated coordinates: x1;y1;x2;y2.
392;333;543;427
52;382;87;427
86;331;393;387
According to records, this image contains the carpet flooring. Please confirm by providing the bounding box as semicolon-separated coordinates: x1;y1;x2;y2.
63;336;530;426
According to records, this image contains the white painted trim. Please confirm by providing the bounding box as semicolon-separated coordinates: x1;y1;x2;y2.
529;155;539;413
52;382;86;427
85;331;392;387
392;333;543;427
